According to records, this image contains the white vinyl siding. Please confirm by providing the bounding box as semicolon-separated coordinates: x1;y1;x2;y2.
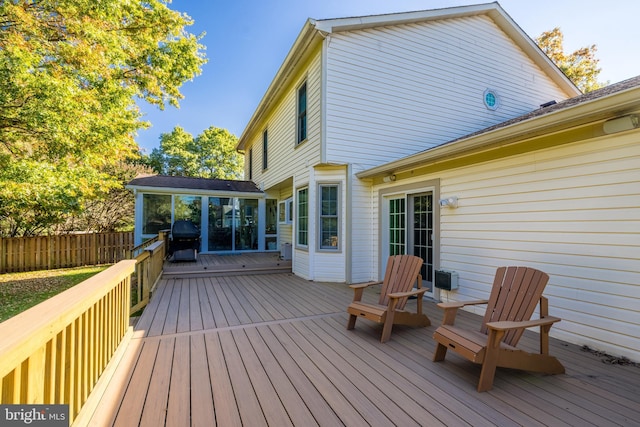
312;168;347;282
374;132;639;361
348;178;375;283
324;15;571;169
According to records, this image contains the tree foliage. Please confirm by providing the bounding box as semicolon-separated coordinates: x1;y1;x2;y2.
148;126;244;180
57;161;156;234
536;27;606;93
0;0;206;236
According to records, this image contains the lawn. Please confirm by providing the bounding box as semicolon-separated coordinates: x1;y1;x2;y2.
0;266;109;322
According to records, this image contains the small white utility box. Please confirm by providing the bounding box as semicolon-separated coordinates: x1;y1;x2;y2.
280;243;292;260
434;269;459;290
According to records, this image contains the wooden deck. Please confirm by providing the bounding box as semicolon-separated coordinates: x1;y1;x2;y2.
162;252;291;277
87;256;640;426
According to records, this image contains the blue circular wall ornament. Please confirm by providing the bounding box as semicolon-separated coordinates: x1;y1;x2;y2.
484;89;499;110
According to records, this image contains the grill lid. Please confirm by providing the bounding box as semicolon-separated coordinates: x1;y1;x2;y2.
172;220;200;238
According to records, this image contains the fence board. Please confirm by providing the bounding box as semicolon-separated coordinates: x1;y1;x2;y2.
0;232;134;273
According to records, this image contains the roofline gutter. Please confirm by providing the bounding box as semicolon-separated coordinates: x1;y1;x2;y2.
357;85;640;179
125;185;265;198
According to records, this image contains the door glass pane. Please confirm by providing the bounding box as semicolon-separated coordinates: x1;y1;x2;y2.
265;199;278;250
389;198;405;256
412;194;433;289
208;197;232;251
237;198;258;250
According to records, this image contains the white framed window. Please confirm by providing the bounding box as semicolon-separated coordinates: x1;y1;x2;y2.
278;198;293;224
318;184;339;250
296;188;308;247
297;81;307;144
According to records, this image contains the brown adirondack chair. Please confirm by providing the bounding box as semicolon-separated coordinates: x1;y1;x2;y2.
432;266;565;392
347;255;430;343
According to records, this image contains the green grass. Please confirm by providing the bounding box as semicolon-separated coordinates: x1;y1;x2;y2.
0;266;109;322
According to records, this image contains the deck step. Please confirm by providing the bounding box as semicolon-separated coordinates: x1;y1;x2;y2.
162;262;292;278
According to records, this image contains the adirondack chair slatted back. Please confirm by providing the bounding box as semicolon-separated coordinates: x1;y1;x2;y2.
378;255;423;310
480;266;549;346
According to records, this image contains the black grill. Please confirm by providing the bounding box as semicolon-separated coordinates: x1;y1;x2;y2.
169;220;201;261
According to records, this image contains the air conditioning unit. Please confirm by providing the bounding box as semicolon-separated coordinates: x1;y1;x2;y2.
435;269;459;290
280;243;292;260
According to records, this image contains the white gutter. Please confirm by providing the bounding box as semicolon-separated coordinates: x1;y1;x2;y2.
125;185;265;199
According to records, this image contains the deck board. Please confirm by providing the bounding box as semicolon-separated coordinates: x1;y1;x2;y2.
166;335;190;427
86;255;640;427
204;333;242;427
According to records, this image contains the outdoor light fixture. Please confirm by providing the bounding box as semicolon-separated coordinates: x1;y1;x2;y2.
439;196;458;208
383;174;396;183
603;114;639;135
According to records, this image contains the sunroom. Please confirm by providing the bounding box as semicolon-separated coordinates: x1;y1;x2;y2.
127;175;280;253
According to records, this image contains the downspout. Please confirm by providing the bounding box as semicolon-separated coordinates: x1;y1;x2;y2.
345;164;353;284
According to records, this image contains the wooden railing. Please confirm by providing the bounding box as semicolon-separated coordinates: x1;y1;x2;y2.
0;260;136;424
0;232;134;273
0;231;167;424
131;240;166;314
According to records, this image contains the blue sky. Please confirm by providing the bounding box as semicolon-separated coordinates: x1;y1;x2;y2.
135;0;640;152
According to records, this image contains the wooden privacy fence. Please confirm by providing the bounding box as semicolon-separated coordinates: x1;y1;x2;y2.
0;232;134;273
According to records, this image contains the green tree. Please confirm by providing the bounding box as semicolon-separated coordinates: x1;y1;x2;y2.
536;27;606;93
58;161;156;233
149;126;244;179
0;0;206;236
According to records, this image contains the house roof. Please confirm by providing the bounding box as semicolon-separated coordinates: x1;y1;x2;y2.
357;75;640;179
127;175;263;194
237;2;579;150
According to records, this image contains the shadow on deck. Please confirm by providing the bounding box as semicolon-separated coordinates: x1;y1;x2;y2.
86;255;640;426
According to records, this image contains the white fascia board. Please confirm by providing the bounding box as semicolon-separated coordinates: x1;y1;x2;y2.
125;185;265;199
313;3;500;33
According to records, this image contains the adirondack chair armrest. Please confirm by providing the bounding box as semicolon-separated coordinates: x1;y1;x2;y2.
349;281;382;290
436;299;489;325
437;299;489;309
349;280;383;302
388;287;427;300
485;316;561;331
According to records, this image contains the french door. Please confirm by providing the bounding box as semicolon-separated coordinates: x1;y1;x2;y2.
387;192;434;293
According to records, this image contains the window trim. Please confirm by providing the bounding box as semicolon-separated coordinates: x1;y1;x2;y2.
262;129;268;170
278;198;292;224
248;148;253;180
296;187;309;248
317;183;340;251
296;81;307;144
